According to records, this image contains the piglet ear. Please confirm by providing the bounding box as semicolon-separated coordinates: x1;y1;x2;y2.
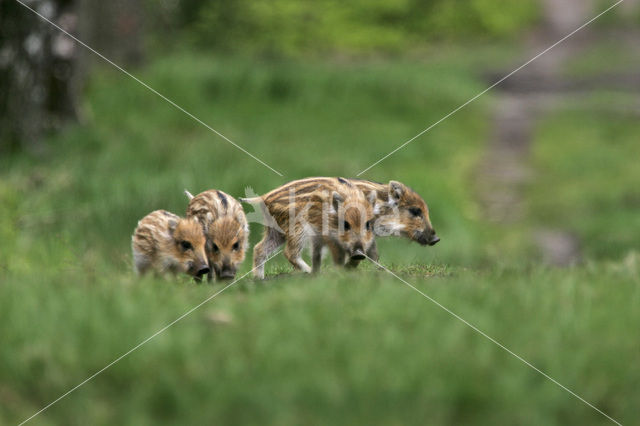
367;190;377;206
168;219;178;235
389;180;405;201
234;211;250;234
235;210;245;225
332;191;344;211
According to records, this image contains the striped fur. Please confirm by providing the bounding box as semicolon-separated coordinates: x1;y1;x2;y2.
325;179;440;268
351;179;437;243
242;177;376;279
131;210;209;279
186;189;249;281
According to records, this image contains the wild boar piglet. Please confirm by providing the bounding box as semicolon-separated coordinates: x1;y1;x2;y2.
186;189;249;281
326;179;440;268
132;210;209;280
242;177;376;279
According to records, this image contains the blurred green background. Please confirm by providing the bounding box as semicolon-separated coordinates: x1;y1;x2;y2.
1;0;639;425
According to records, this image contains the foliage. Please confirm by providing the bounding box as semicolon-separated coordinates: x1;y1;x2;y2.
148;0;540;56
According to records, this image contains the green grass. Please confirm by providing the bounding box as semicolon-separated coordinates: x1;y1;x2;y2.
1;47;639;425
528;102;640;260
2;262;638;424
563;39;640;78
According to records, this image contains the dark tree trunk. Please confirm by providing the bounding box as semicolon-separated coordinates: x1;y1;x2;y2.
0;0;144;155
1;0;82;154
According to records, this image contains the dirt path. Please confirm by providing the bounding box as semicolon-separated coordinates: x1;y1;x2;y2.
477;0;639;265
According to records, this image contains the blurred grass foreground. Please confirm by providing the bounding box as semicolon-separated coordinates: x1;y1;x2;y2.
1;0;640;425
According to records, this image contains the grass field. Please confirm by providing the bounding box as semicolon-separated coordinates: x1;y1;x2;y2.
1;45;639;425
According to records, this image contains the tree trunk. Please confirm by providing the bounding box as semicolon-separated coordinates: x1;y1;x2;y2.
1;0;82;154
0;0;144;155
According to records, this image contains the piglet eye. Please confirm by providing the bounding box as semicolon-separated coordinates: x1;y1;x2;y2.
232;242;239;251
365;220;372;231
211;243;219;253
180;241;193;251
343;221;351;231
409;207;422;217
